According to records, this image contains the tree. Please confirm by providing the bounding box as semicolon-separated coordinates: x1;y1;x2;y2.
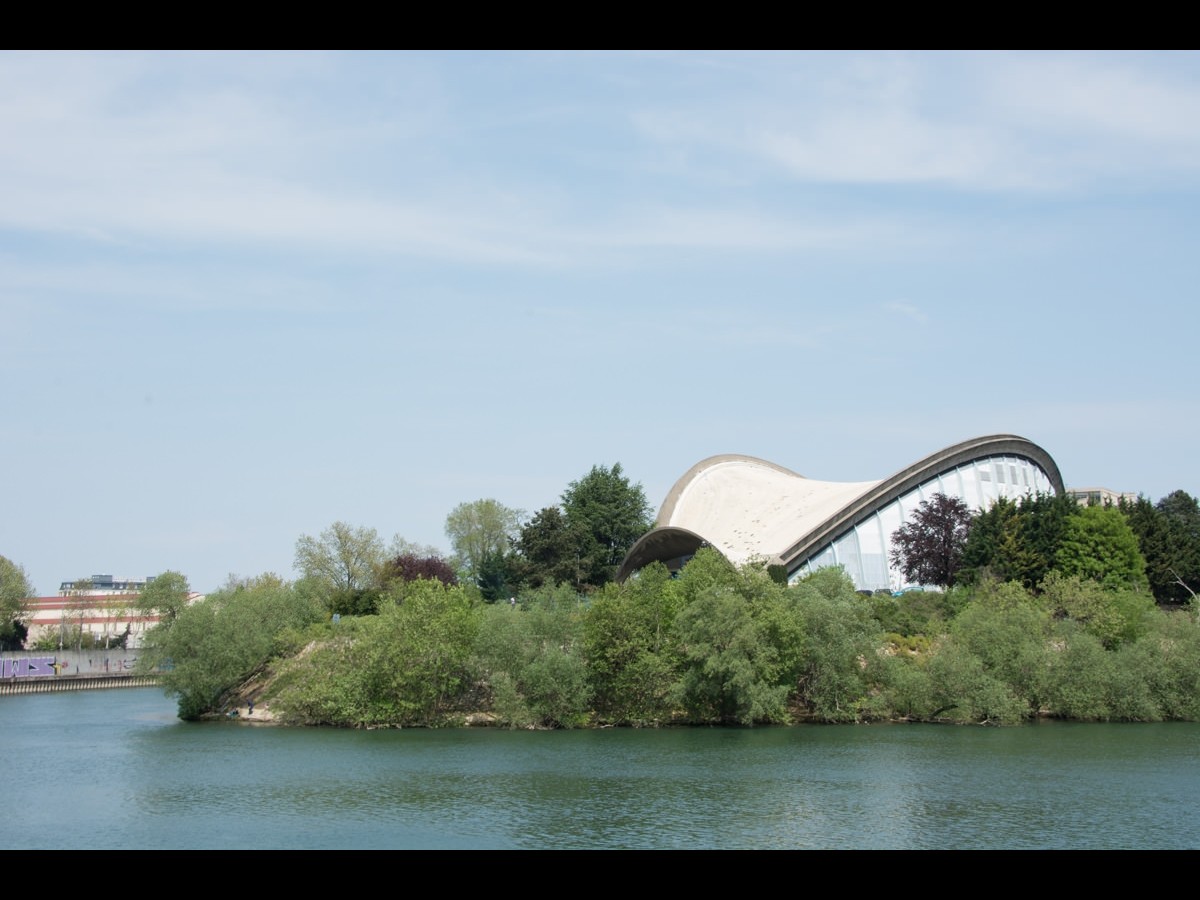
890;493;973;588
140;575;325;720
959;491;1078;590
1155;491;1200;601
388;535;445;560
0;555;33;651
1121;491;1200;603
271;579;481;727
135;570;192;627
444;499;524;586
514;506;592;591
582;565;682;725
62;577;93;652
295;522;387;615
475;584;592;729
561;463;654;588
379;553;458;588
1055;505;1149;592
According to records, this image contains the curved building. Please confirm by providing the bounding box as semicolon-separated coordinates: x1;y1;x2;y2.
617;434;1064;592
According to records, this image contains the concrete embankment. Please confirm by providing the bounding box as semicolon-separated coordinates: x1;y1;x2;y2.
0;674;160;695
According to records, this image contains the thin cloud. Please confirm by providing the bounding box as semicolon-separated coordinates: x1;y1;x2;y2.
630;51;1200;192
885;302;928;323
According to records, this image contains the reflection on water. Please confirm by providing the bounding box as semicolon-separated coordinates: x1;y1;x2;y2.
3;689;1198;849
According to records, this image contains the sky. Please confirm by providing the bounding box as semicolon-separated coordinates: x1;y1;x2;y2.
3;50;1199;596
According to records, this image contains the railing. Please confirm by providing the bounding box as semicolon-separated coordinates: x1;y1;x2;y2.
0;674;160;696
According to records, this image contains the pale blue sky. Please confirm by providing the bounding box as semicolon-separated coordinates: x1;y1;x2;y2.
3;50;1198;595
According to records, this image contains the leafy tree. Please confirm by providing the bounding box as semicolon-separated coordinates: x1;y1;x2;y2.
1123;490;1200;603
141;576;325;719
867;585;964;638
294;521;387;615
387;535;445;560
790;568;883;722
135;570;192;627
475;584;592;728
60;577;95;652
672;585;793;725
272;579;482;727
669;553;806;725
1040;571;1155;649
959;496;1027;586
1159;491;1200;600
959;491;1078;591
475;549;520;603
0;555;33;651
1055;505;1149;592
514;506;591;591
444;499;524;586
890;493;973;588
926;593;1050;724
561;463;653;588
583;564;682;725
379;553;458;588
1116;611;1200;721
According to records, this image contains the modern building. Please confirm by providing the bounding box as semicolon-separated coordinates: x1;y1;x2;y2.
617;434;1065;593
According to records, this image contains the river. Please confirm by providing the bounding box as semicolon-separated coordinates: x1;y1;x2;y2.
3;688;1197;849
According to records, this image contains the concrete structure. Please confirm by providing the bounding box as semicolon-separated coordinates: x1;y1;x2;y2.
618;434;1065;593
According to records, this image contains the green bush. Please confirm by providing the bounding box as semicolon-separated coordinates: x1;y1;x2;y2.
474;584;592;728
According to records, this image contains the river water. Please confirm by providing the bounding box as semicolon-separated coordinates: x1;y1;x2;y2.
4;688;1198;849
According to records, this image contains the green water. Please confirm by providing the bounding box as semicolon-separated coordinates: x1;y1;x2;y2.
3;688;1197;849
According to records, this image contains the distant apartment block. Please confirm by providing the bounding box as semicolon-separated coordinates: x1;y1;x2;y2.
1067;487;1136;507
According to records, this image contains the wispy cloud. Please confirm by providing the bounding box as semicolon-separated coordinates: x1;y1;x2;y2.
885;302;928;324
630;51;1200;192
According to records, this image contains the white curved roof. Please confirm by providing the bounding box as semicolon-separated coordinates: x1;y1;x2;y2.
618;435;1066;583
660;455;878;568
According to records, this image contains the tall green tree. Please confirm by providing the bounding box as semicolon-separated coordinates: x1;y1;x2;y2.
135;570;192;627
959;496;1027;585
583;564;682;725
1120;496;1175;602
1055;505;1149;592
959;491;1078;590
672;584;793;725
561;463;653;588
0;555;33;651
294;522;387;615
444;499;524;588
1121;492;1200;603
514;506;591;591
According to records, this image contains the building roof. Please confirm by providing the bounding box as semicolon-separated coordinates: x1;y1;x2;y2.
617;434;1064;582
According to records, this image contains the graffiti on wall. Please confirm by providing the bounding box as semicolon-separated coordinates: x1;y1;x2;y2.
2;657;58;678
2;656;142;678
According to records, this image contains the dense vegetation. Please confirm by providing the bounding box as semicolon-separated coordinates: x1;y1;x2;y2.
6;465;1200;728
133;541;1200;727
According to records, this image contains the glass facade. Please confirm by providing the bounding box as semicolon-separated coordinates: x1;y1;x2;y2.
791;454;1055;593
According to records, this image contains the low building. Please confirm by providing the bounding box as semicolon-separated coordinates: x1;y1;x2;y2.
26;576;202;649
